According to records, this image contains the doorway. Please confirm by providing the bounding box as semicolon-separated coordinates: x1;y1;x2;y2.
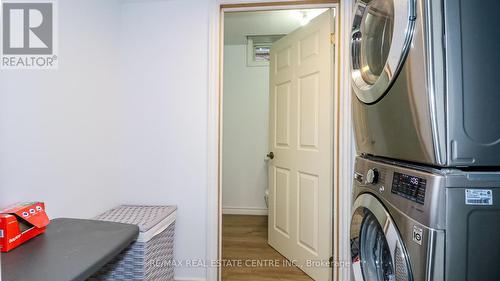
220;5;338;281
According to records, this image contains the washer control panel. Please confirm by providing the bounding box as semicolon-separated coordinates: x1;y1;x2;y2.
391;172;427;204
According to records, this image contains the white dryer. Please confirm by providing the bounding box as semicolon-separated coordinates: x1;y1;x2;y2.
351;0;500;167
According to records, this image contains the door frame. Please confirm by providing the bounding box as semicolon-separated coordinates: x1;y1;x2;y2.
206;1;355;281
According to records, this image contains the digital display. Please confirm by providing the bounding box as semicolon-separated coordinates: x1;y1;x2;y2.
391;172;426;204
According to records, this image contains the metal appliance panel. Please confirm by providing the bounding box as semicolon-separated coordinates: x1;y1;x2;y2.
353;156;446;229
444;177;500;281
350;194;413;281
352;0;500;167
352;156;500;281
352;157;446;281
350;0;416;104
352;0;441;166
444;0;500;166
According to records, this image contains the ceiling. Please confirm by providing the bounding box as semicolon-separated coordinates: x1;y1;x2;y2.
224;9;329;45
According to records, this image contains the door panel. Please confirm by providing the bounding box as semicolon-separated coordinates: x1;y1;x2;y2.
298;73;320;150
275;83;291;147
276;47;292;71
298;172;319;254
299;32;320;61
274;166;290;236
268;9;335;281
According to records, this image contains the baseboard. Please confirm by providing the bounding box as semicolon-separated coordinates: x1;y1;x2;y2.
174;277;206;281
222;207;268;216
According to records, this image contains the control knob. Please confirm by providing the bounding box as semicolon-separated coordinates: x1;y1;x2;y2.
366;168;379;184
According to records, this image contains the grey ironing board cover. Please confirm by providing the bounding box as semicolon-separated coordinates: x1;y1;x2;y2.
1;218;139;281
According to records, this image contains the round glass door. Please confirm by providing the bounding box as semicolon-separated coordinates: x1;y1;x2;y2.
351;0;416;104
350;194;413;281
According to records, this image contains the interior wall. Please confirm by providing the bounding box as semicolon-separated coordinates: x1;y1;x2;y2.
0;0;123;219
119;1;209;279
0;1;210;279
222;44;269;214
0;1;344;280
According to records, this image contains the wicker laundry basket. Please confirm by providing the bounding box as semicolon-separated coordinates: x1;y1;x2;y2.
89;205;177;281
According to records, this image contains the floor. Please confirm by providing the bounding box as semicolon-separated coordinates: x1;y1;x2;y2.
222;215;313;281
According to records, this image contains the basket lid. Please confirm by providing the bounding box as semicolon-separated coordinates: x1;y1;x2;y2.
94;205;176;232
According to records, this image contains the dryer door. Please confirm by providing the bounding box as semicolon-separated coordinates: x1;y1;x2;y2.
351;0;416;104
350;194;413;281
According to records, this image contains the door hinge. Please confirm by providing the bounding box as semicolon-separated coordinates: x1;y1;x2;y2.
329;256;334;268
330;33;336;45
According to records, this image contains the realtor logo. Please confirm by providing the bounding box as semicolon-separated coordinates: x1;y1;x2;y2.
1;0;58;69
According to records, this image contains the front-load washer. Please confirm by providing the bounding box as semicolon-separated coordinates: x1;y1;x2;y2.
351;0;500;167
350;156;500;281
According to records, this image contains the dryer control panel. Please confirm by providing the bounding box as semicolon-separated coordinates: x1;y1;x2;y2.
391;172;427;204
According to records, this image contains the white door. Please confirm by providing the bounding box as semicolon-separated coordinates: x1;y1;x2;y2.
268;9;335;281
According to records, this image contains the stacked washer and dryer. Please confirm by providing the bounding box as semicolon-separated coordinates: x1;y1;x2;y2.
349;0;500;281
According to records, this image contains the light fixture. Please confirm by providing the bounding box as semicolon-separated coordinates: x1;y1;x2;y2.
299;11;310;26
290;9;329;26
290;10;310;26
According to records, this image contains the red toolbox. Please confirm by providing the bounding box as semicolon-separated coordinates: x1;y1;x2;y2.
0;202;50;252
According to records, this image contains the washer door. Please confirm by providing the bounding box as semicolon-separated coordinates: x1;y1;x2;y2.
351;0;416;104
350;194;413;281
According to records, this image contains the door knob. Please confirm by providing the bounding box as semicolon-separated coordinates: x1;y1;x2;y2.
266;152;275;160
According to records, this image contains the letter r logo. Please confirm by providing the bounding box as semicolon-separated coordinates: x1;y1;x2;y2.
2;2;53;55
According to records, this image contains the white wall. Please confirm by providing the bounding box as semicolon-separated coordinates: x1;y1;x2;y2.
0;0;123;219
119;1;209;279
0;1;209;279
0;1;349;280
222;44;269;214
